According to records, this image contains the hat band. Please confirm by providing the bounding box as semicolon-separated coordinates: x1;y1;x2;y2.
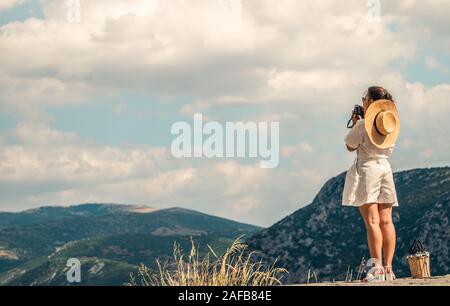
374;113;386;136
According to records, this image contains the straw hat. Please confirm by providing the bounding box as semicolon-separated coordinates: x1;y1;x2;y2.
364;99;400;149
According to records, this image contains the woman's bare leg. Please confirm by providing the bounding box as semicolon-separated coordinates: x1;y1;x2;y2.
378;204;396;272
359;204;383;266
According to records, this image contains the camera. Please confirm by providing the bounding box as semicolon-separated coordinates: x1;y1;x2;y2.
347;105;365;128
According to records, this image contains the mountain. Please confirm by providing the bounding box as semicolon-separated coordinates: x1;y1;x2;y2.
247;167;450;284
0;204;154;228
0;204;261;285
0;257;137;286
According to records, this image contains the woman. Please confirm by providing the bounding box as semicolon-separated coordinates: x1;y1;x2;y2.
342;86;401;282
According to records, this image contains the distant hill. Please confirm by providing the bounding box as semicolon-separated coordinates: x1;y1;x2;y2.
0;204;151;228
247;167;450;284
0;256;137;286
0;204;261;285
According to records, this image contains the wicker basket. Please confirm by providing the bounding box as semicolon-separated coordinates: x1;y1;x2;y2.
407;255;431;279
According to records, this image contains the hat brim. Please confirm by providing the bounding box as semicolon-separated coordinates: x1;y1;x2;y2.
364;99;400;149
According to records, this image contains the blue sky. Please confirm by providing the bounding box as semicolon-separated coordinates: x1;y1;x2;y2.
47;92;182;147
0;0;43;24
0;0;449;226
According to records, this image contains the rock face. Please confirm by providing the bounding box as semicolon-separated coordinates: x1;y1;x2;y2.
247;167;450;284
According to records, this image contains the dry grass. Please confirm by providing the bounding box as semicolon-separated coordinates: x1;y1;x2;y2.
127;237;287;286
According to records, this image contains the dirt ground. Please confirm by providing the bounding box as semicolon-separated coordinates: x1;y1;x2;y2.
296;275;450;286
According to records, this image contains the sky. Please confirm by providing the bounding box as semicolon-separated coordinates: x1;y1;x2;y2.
0;0;449;227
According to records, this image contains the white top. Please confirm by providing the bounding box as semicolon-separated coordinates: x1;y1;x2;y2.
345;119;394;160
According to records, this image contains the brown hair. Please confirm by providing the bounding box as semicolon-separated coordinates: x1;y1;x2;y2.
367;86;395;102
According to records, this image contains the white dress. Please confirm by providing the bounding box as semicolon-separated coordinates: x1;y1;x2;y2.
342;120;399;207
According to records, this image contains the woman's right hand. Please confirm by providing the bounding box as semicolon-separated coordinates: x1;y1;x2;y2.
352;113;361;125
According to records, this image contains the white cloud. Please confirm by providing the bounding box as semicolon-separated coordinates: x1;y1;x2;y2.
425;56;448;74
384;0;450;51
11;121;79;145
395;82;450;125
231;195;259;215
0;121;333;225
0;0;23;11
0;140;312;225
0;0;416;115
281;142;314;159
1;0;447;117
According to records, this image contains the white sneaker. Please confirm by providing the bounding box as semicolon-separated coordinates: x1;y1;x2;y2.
385;266;396;281
363;266;386;283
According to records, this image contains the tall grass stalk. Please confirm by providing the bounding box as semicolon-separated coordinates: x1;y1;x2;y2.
127;237;287;286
